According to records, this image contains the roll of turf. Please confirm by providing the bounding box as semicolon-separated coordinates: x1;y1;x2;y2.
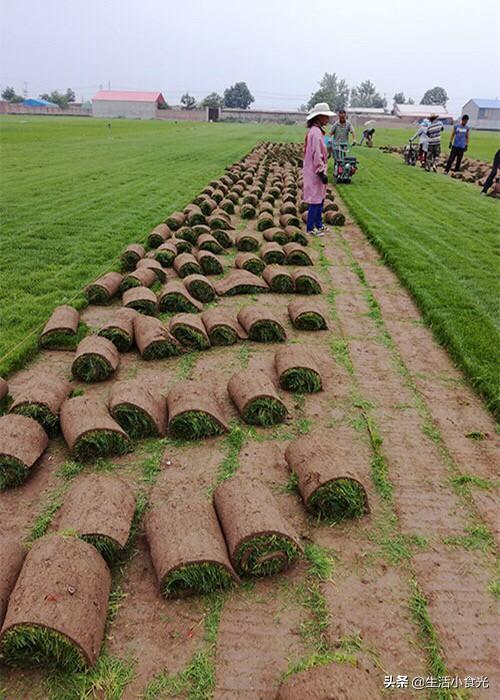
158;280;202;313
154;242;177;267
237;306;287;343
197;233;223;254
283;243;313;266
85;272;123;305
214;270;269;297
211;229;233;249
220;198;235;215
291;269;322;295
121;244;145;272
324;211;345;226
72;336;119;383
207;211;234;230
120;267;157;293
0;536;25;627
275;346;322;393
10;373;72;436
183;274;216;303
199;197;217;216
284;226;308;246
201;308;247;346
173;253;201;279
109;380;167;438
98;308;137;352
171;238;192;254
136;259;167;283
134;315;182;360
261;242;286;265
148;224;171;248
235;252;265;276
227;369;287;426
40;306;80;349
176;226;199;246
184;204;206;227
262;265;294;293
167;381;228;440
0;415;48;490
256;213;275;232
235;231;259;252
263;227;287;245
195;250;224;276
169;314;211;351
288;300;328;331
165;211;185;231
280;214;301;229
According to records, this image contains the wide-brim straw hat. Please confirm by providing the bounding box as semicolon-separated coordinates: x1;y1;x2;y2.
306;102;336;122
429;112;439;118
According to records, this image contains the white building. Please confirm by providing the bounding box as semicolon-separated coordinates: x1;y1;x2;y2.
92;90;167;119
461;99;500;131
393;103;453;124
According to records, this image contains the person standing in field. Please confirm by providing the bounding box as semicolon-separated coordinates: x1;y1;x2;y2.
480;149;500;196
303;102;335;236
445;114;470;173
410;118;430;167
330;109;356;154
425;113;444;171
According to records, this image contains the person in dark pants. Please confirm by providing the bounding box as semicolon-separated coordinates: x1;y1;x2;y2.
445;114;470;173
481;149;500;195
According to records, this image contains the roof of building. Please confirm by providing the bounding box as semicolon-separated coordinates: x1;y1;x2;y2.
466;98;500;109
394;103;453;118
93;90;165;104
23;98;58;107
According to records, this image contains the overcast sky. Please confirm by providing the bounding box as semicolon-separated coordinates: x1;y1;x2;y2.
1;0;499;116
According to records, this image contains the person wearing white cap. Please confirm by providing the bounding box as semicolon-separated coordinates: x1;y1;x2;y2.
410;118;430;167
425;113;444;172
303;102;335;236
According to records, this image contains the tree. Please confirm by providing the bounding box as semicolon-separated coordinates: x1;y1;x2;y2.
200;92;223;109
350;80;387;109
39;88;76;108
408;97;415;105
298;104;308;113
180;92;197;110
223;82;254;109
307;73;349;113
1;86;23;102
420;86;448;107
393;92;406;104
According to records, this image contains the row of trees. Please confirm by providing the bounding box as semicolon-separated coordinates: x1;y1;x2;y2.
179;82;255;110
1;86;76;108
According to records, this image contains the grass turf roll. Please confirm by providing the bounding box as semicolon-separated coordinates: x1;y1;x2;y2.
120;244;145;272
207;211;233;230
85;272;123;305
211;229;233;249
283;243;313;266
0;415;48;490
158;280;202;313
201;308;247;346
147;223;171;248
275;346;322;394
183;274;216;303
284;226;308;246
10;373;72;436
40;305;80;349
235;231;259;252
220;198;235;215
109;380;167;438
197;233;224;254
195;250;224;276
256;213;275;232
98;308;137;352
280;214;301;229
133;315;182;360
288;300;328;331
154;242;177;267
262;265;294;293
291;269;322;295
237;306;287;343
119;267;157;293
166;381;228;440
169;314;211;351
263;227;287;245
184;204;206;227
72;336;119;383
176;226;199;246
235;252;265;276
228;369;287;426
214;270;269;297
324;211;345;226
240;203;257;220
0;537;25;627
137;258;167;283
261;242;286;265
171;238;192;254
199;197;217;216
122;286;158;316
165;211;185;231
173;253;201;279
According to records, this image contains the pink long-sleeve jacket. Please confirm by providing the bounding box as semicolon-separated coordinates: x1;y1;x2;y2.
302;124;328;204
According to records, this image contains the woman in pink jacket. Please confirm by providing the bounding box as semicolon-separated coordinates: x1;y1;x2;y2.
303;102;335;236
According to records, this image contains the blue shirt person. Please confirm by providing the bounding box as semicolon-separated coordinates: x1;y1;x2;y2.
445;115;470;173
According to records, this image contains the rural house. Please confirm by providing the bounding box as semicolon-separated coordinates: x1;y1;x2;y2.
92;90;167;119
461;99;500;131
393;103;453;124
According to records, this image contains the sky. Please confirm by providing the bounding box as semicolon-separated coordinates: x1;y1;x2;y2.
1;0;499;116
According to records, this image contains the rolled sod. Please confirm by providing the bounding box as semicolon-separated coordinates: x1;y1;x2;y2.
235;231;260;252
211;229;233;249
280;202;297;215
201;308;247;346
237;306;287;343
207;211;234;230
262;265;294;293
154;242;177;267
109;380;167;438
195;249;224;276
214;475;301;577
120;267;157;293
323;200;339;213
284;226;308;246
146;483;238;598
210;189;225;204
183;274;216;303
169;313;211;351
0;536;25;627
10;373;72;436
214;270;269;297
291;269;322;295
0;535;110;669
283;243;313;266
136;258;167;283
192;224;211;238
279;214;301;229
184;204;206;227
235;252;265;276
134;314;181;360
72;336;119;383
242;193;258;207
197;233;224;254
0;415;48;490
324;211;345;226
256;213;275;232
228;369;287;426
275;346;322;393
98;308;137;352
147;223;171;248
171;237;193;254
258;202;274;216
60;396;132;462
85;272;123;305
220;198;235;215
276;662;379;700
225;191;239;205
165;211;185;231
158;279;203;313
288;300;328;331
167;381;228;440
57;474;136;560
263;227;287;245
173;253;201;279
240;203;256;219
261;242;286;265
122;286;158;316
199;197;217;216
285;431;369;523
40;305;80;349
176;226;199;246
121;244;145;272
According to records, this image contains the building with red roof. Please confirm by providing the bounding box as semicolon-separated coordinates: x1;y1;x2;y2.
92;90;167;119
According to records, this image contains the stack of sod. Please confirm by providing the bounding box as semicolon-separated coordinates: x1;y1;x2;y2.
262;265;294;293
171;237;192;254
260;242;286;266
166;381;228;440
195;250;224;276
98;308;137;352
324;211;345;226
197;233;223;255
169;314;211;351
146;481;239;598
214;270;269;297
288;300;328;331
183;274;216;303
10;373;72;436
0;415;48;490
109;380;167;438
207;210;234;230
211;229;233;249
184;204;206;227
173;253;201;279
165;211;185;231
284;226;308;246
0;536;25;627
256;212;275;232
122;286;158;316
72;336;119;383
136;258;167;283
291;269;322;295
283;243;313;266
56;474;136;562
201;308;247;346
276;663;379;700
235;231;259;252
237;306;287;343
275;346;322;393
148;223;171;248
134;314;182;360
120;267;157;293
214;474;301;577
176;226;199;246
263;227;288;245
228;369;287;426
39;305;80;350
154;242;177;267
121;244;145;272
85;272;123;305
0;535;110;669
158;280;202;313
279;214;301;229
61;396;131;461
284;431;369;524
235;252;265;276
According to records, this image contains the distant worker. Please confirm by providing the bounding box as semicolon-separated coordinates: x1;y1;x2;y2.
409;118;430;167
445;114;470;173
359;127;375;147
303;102;335;236
424;113;444;171
480;148;500;196
330;109;356;150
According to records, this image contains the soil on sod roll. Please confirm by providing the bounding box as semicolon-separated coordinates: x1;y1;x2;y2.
288;300;328;331
40;305;80;349
195;249;224;276
165;211;185;231
146;484;238;598
98;307;137;352
235;231;260;252
0;535;111;669
201;308;248;346
56;474;136;560
10;373;72;436
72;336;119;383
276;662;380;700
122;286;158;316
211;229;233;249
85;272;123;305
183;274;216;304
158;280;203;314
263;227;287;245
173;253;201;279
154;242;177;267
275;346;322;394
121;244;145;272
237;306;287;343
0;536;25;627
235;252;265;276
284;431;369;523
260;242;286;265
0;414;48;489
120;266;157;292
214;270;269;297
197;233;223;255
291;268;322;295
213;474;301;577
283;243;313;266
147;223;171;248
109;379;167;438
167;381;228;440
262;265;294;293
169;314;211;351
227;369;287;426
134;314;181;360
136;258;167;283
